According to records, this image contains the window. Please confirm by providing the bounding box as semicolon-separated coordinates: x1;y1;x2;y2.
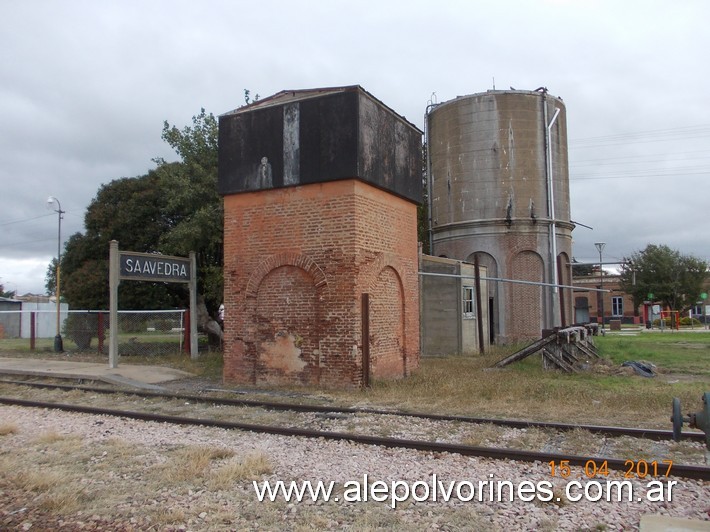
463;286;475;319
612;296;623;317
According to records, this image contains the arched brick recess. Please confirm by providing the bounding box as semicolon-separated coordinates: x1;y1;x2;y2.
246;252;327;298
253;265;320;385
506;238;542;263
509;250;544;341
369;266;405;378
466;251;498;278
361;252;404;288
467;251;499;343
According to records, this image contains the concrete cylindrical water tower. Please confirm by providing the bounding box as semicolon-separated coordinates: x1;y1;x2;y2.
427;89;574;343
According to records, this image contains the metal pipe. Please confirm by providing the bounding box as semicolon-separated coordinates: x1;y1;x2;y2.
424;99;437;255
541;95;561;332
418;270;610;292
546;106;561;293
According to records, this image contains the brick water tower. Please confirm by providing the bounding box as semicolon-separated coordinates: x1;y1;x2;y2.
218;86;422;388
427;89;574;343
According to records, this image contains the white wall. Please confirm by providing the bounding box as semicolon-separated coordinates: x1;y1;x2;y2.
20;302;69;338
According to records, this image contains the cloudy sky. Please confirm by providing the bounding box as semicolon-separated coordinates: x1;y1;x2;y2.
1;0;708;296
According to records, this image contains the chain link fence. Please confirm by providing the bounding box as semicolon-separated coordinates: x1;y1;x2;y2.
0;309;187;357
112;310;186;356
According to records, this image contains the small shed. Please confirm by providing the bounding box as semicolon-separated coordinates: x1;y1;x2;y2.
419;255;489;356
0;297;22;338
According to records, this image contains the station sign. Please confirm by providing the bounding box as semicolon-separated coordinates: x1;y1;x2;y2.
119;251;191;283
109;241;198;368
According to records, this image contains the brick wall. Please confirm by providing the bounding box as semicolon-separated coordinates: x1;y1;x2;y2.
433;227;573;343
223;179;419;388
509;249;544;341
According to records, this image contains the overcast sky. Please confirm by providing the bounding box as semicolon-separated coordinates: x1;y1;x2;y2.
1;0;708;296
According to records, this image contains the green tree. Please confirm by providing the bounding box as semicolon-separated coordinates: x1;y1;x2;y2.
619;244;708;312
154;108;223;309
0;283;16;298
45;258;57;296
55;170;182;310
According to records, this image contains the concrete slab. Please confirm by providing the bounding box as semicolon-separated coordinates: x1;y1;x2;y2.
0;357;193;390
640;515;710;531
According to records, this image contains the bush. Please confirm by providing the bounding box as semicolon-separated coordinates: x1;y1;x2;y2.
149;318;174;331
652;318;675;328
679;317;702;326
651;316;702;328
63;313;98;350
119;315;147;333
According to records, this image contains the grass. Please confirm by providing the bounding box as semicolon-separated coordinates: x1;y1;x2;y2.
129;349;224;379
0;337;56;352
596;332;710;375
0;422;18;435
207;452;273;490
0;433;274;524
316;335;710;428
155;444;237;482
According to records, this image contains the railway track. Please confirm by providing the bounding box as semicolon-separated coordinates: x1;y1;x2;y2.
0;378;704;443
1;379;708;481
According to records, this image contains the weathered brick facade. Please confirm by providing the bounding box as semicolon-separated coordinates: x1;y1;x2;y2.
223;179;420;388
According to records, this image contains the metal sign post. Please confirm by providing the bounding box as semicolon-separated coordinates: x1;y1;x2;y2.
109;241;119;368
108;240;198;368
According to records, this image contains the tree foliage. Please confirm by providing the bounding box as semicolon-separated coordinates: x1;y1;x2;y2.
45;258;57;296
0;284;16;298
51;109;222;313
154;109;223;308
58;171;183;310
619;244;708;311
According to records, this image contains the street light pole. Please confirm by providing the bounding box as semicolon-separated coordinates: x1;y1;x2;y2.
595;242;606;332
47;196;64;352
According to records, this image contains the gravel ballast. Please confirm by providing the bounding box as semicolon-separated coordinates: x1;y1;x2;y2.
1;404;708;531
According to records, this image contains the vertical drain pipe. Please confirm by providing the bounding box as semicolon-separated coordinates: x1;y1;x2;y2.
361;293;370;388
546;107;561;290
425;98;437;255
544;96;561;327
